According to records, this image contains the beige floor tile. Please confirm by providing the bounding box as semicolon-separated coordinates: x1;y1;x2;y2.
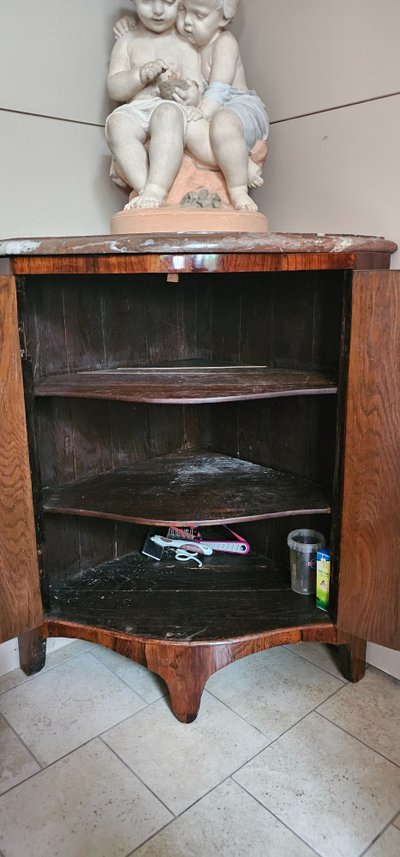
234;712;400;857
0;640;93;694
363;825;400;856
287;642;348;680
0;739;172;857
207;646;343;739
134;778;316;857
0;715;40;795
317;667;400;764
91;644;166;703
0;653;146;766
103;692;269;815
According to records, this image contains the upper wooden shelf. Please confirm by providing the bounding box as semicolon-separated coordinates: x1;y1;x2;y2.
42;451;331;526
35;366;337;404
0;232;396;276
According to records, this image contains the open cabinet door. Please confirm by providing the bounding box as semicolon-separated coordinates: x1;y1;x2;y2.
337;270;400;650
0;275;43;643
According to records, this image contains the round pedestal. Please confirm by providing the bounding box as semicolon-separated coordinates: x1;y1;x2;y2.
111;205;268;235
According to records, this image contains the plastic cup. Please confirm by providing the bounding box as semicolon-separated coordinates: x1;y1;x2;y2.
287;529;326;595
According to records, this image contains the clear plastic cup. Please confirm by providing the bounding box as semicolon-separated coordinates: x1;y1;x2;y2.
287;529;326;595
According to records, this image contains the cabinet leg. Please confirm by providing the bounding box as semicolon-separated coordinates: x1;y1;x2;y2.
336;633;366;682
145;643;224;723
18;628;46;676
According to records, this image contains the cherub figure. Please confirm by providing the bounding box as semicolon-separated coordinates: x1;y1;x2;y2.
105;0;204;209
178;0;269;211
108;0;269;211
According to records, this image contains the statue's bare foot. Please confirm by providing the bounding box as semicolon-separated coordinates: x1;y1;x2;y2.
124;184;166;210
229;188;259;212
248;159;264;188
124;194;165;210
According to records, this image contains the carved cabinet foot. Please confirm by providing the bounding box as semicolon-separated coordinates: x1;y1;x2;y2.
145;642;233;723
18;627;47;676
336;633;366;682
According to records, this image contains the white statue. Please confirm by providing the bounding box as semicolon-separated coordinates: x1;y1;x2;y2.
106;0;204;209
106;0;269;212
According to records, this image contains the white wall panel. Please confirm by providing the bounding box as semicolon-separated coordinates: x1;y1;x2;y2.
0;0;130;124
232;0;400;122
255;94;400;267
0;111;126;238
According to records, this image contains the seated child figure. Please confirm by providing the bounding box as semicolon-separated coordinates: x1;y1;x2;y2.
105;0;204;209
178;0;269;211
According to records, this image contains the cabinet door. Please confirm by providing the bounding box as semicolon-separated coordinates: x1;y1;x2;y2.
337;270;400;649
0;276;42;642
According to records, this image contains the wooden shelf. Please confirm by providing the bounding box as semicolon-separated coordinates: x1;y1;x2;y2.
47;551;332;641
34;367;337;404
42;451;331;526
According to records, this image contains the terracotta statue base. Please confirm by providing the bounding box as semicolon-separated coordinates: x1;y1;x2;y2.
111;205;268;234
110;142;269;235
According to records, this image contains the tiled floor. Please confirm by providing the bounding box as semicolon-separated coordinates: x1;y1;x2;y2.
0;641;399;857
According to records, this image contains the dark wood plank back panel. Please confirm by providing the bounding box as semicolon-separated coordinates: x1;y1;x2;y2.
102;276;148;367
338;271;400;649
62;276;106;371
42;515;149;588
24;277;69;378
22;270;343;378
211;396;337;486
35;399;77;486
0;276;42;640
312;272;344;371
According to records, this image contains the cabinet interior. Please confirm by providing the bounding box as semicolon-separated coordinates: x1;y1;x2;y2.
20;268;346;641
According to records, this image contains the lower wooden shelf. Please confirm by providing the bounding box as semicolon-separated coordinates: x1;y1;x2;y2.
46;550;332;642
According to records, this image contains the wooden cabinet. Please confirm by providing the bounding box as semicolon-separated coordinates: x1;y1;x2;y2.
0;233;399;722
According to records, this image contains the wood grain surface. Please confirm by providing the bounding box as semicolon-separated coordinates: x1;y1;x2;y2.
43;451;331;526
337;270;400;649
0;276;42;642
35;367;337;404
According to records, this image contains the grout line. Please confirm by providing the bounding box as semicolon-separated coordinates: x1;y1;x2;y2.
0;764;43;800
0;646;96;697
358;811;400;857
223;681;353;777
231;778;324;857
0;712;43;771
205;689;272;739
285;644;348;683
270;90;400;125
207;659;351;747
0;106;104;128
0;737;102;799
99;737;175;818
125;816;180;855
316;710;400;769
89;647;167;706
294;647;371;679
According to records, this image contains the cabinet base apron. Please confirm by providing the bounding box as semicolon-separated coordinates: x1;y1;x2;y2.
21;621;366;723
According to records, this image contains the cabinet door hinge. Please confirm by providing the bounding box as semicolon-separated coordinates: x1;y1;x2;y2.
18;321;28;359
36;545;44;578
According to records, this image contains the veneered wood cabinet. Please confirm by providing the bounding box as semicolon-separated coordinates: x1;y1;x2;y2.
0;233;399;722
